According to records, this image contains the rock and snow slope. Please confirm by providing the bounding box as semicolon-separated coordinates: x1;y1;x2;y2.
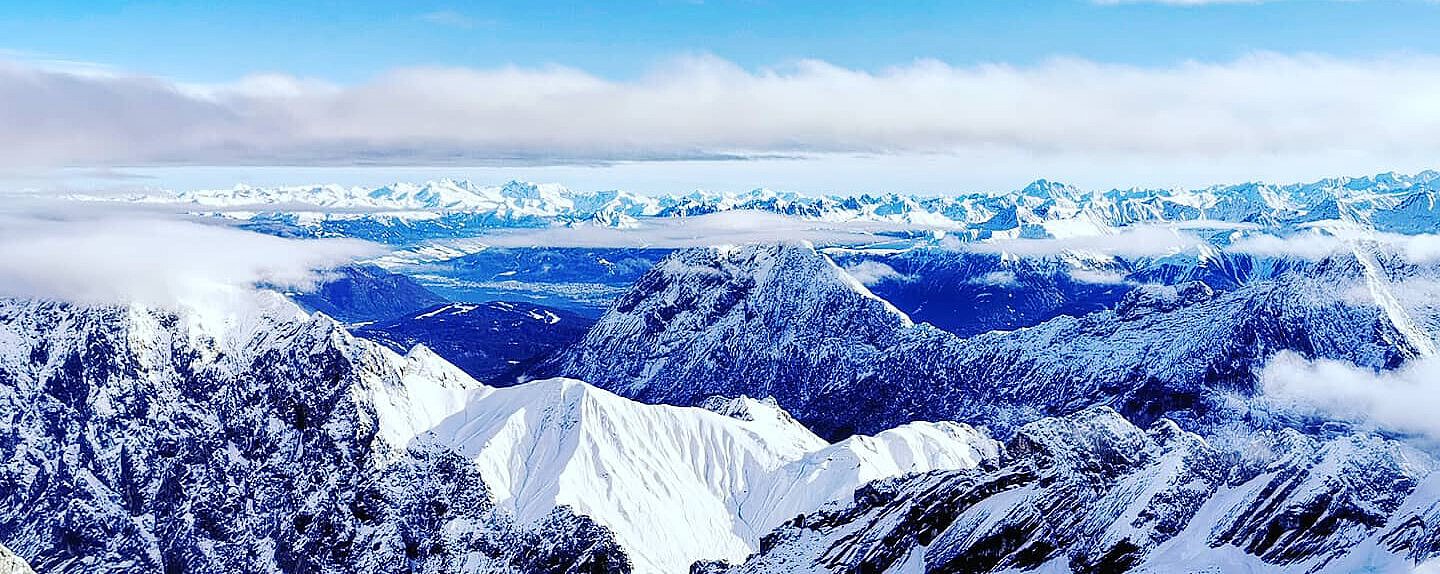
0;546;31;574
542;242;1416;439
0;297;630;574
0;296;997;574
395;378;999;573
705;407;1439;574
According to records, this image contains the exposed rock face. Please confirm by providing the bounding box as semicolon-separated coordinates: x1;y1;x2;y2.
711;408;1437;574
540;243;918;414
542;242;1411;439
0;298;629;574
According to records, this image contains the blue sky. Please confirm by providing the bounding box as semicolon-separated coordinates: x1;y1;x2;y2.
6;0;1440;82
4;0;1440;194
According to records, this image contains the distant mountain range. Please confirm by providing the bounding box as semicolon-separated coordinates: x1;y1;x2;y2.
79;170;1440;243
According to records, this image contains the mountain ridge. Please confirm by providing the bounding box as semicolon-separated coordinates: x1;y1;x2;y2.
74;170;1440;242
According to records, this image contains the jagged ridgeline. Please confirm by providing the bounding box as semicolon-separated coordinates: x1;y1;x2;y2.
0;298;1002;573
537;241;1417;439
103;171;1440;243
0;300;630;573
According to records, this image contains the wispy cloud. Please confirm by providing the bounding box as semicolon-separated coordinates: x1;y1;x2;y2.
430;211;914;249
953;226;1205;258
4;53;1440;173
1229;229;1440;262
0;206;378;313
843;261;911;285
1262;351;1440;442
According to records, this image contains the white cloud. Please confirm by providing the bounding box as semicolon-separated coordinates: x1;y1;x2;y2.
0;215;378;314
1068;269;1131;284
957;226;1204;258
1229;229;1440;261
462;210;915;249
5;53;1440;177
1261;351;1440;441
974;270;1019;287
843;261;910;285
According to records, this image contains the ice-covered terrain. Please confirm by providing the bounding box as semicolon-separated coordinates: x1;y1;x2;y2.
401;379;999;572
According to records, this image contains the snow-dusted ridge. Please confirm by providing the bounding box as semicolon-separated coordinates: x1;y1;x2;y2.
372;368;999;573
0;297;996;574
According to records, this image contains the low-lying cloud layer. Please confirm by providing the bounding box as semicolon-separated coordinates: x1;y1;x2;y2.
464;210;914;249
0;214;378;312
1230;228;1440;262
5;53;1440;172
1262;351;1440;441
955;225;1205;258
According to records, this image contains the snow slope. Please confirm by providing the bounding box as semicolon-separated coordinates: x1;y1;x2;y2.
371;373;999;573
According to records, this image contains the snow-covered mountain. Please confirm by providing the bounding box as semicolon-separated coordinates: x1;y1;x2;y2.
78;170;1440;243
703;406;1440;573
291;265;450;323
541;242;1422;439
0;297;999;574
410;379;998;573
0;296;629;573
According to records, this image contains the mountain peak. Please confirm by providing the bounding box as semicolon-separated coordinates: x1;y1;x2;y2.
539;241;917;413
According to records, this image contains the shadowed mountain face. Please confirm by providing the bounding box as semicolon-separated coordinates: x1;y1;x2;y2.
825;249;1135;337
540;242;1415;440
291;265;449;323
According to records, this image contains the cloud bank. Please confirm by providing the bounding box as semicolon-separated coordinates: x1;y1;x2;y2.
1229;229;1440;262
955;226;1205;258
0;215;378;312
1261;351;1440;441
464;210;911;249
5;53;1440;171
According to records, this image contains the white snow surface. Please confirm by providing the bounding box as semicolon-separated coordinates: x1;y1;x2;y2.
367;362;999;574
0;545;32;574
